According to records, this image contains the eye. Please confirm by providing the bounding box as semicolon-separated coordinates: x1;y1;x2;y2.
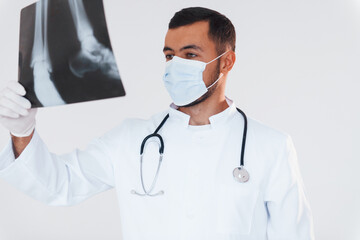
165;54;174;60
186;53;197;58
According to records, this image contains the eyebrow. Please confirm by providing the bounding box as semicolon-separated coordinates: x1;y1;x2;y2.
163;44;203;52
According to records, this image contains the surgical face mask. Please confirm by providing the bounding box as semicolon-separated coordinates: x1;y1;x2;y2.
163;51;228;106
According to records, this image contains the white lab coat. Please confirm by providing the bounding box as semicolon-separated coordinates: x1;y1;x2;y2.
0;96;315;240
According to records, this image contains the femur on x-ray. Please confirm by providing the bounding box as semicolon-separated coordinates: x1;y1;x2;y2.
19;0;126;108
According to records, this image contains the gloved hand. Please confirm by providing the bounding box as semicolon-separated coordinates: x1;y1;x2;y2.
0;81;37;137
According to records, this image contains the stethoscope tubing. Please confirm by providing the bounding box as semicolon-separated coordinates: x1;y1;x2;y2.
132;106;248;196
236;107;247;167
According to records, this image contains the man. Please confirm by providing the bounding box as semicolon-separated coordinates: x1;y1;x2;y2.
0;7;315;240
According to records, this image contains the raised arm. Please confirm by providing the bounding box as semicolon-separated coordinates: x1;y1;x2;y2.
11;130;34;158
0;81;117;206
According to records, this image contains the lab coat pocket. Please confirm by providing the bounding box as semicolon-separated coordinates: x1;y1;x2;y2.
215;182;259;235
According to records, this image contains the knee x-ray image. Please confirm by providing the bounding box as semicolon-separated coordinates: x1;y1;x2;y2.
18;0;126;108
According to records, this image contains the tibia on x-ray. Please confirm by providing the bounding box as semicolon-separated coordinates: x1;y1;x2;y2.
67;0;120;79
31;0;66;106
33;61;66;106
31;0;51;71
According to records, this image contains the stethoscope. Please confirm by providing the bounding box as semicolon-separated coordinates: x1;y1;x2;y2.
131;107;250;197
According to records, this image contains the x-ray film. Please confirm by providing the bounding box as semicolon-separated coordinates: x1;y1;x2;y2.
18;0;126;108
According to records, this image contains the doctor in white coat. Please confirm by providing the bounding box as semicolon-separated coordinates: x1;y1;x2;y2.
0;7;315;240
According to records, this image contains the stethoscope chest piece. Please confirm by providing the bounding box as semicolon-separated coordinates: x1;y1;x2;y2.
233;166;250;183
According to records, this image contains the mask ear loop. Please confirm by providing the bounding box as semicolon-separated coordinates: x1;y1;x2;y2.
205;50;229;89
206;50;230;64
206;73;223;89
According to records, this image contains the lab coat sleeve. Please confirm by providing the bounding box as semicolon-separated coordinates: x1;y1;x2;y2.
264;135;315;240
0;128;116;206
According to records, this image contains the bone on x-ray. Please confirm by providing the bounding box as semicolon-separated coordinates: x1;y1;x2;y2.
18;0;126;108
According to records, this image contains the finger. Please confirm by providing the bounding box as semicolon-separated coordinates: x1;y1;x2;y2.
7;81;26;96
0;97;28;116
0;105;20;118
3;87;31;109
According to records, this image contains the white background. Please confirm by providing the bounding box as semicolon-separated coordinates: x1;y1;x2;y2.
0;0;359;239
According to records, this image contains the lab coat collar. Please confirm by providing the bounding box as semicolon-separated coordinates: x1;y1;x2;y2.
168;96;237;130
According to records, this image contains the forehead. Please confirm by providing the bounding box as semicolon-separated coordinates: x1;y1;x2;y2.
164;21;215;50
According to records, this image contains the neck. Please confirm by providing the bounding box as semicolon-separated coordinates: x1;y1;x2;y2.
178;92;229;126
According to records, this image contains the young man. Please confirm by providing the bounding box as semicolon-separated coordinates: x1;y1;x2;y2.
0;7;314;240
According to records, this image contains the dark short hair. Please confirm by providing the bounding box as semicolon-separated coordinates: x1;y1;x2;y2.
168;7;236;54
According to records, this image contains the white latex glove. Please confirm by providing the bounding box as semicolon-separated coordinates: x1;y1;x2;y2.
0;81;37;137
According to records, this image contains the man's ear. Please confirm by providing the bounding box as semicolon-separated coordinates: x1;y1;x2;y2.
220;50;236;74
